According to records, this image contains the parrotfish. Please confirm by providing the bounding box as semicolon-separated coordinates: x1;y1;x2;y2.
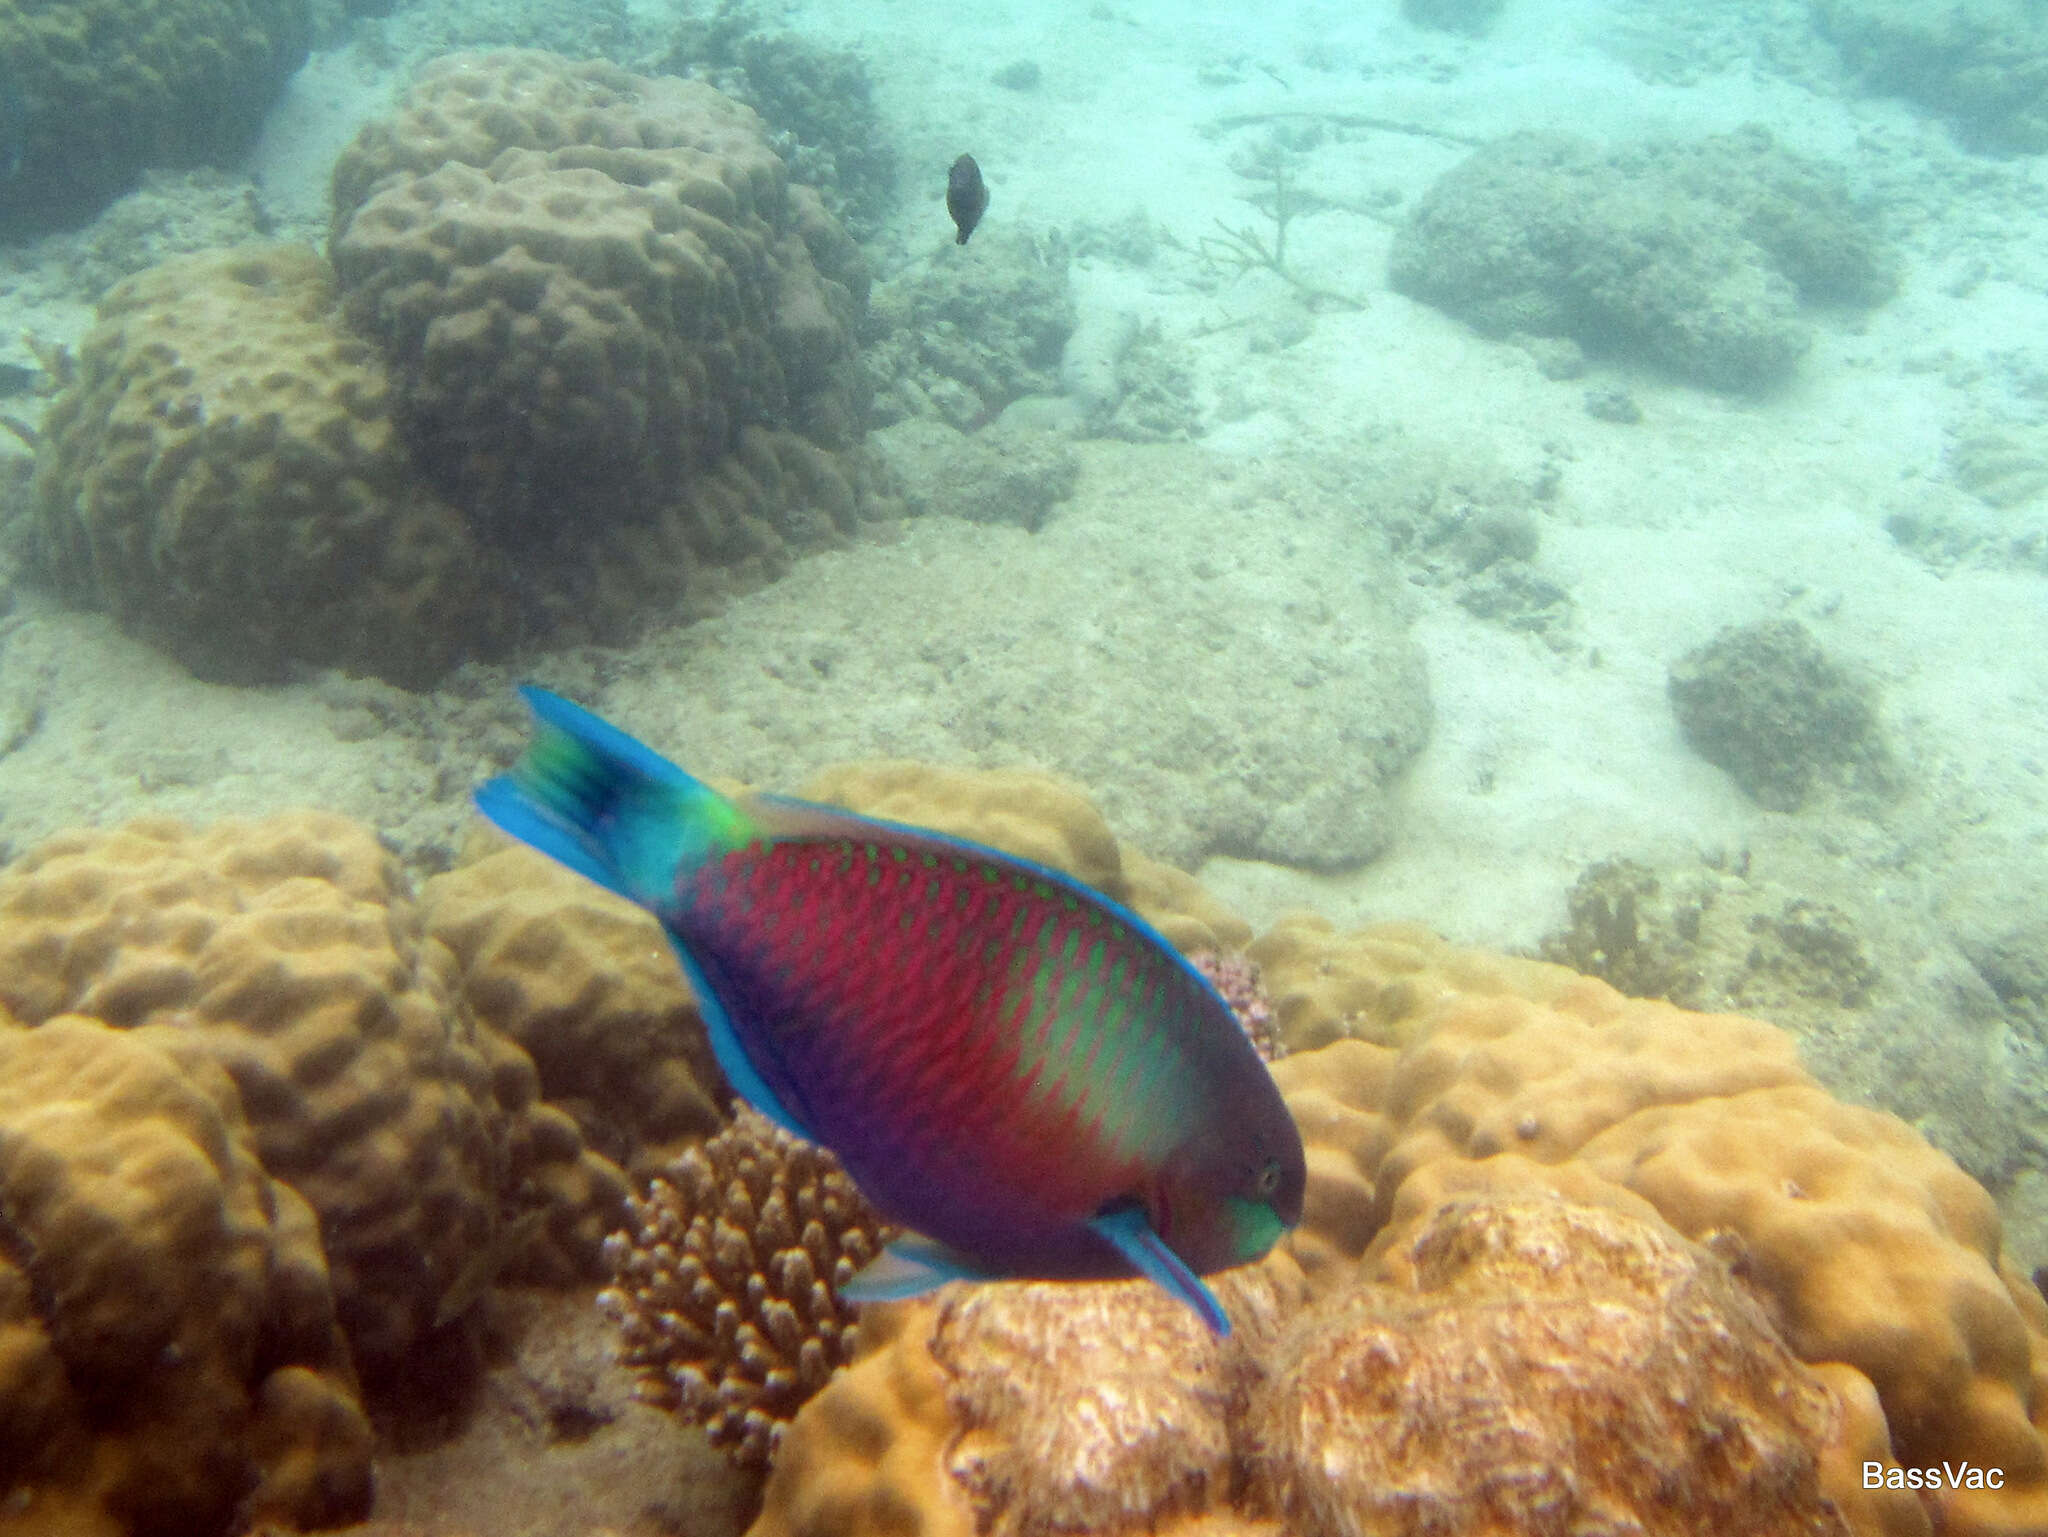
477;688;1304;1334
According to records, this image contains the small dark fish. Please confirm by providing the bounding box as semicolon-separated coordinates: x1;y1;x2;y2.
947;153;988;245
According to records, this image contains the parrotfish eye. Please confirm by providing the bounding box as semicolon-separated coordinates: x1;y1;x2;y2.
1254;1156;1283;1199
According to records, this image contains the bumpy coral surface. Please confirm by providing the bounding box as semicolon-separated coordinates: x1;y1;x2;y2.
0;0;309;235
1668;617;1895;810
0;810;624;1380
29;52;903;687
752;1195;1855;1537
1254;1196;1856;1537
424;842;726;1173
1390;129;1893;390
749;1265;1301;1537
29;245;500;685
1816;0;2048;153
601;1109;888;1470
0;1013;372;1536
752;915;2046;1537
1265;923;2048;1536
331;50;874;539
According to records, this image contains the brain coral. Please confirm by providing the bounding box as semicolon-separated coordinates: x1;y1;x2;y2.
29;245;503;687
0;1013;372;1536
0;0;309;236
0;810;625;1382
28;52;902;687
330;50;879;544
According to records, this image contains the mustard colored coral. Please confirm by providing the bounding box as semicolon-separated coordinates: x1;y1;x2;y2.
1267;920;2048;1536
750;1266;1301;1537
0;810;623;1379
0;1014;370;1535
424;843;726;1173
752;905;2048;1537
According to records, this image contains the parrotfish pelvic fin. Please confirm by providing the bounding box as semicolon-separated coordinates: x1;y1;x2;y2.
475;686;758;909
840;1234;1003;1304
1089;1205;1232;1337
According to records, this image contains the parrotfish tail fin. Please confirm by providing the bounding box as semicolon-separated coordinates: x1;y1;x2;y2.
840;1235;1002;1305
475;686;757;909
1089;1205;1232;1337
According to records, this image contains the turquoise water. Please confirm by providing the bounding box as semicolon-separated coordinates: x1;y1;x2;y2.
1;0;2046;1531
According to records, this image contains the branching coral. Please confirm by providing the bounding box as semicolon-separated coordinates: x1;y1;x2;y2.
600;1108;890;1469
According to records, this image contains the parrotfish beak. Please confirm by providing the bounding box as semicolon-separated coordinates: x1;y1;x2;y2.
1225;1194;1292;1265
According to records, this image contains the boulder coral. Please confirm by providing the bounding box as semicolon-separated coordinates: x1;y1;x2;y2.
1390;128;1894;390
30;246;500;687
329;49;886;566
1253;1196;1861;1537
748;1196;1868;1537
423;841;727;1175
1266;922;2048;1536
0;810;626;1382
0;1014;372;1536
0;0;309;236
29;50;902;686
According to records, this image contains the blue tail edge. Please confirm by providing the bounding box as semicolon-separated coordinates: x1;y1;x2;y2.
474;686;699;905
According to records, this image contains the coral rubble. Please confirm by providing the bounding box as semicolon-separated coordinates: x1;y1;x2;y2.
1668;617;1896;810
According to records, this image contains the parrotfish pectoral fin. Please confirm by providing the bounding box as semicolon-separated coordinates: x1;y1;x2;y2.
1089;1205;1232;1337
841;1235;1001;1303
476;687;755;909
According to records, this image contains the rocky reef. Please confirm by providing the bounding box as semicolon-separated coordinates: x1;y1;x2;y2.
0;0;309;236
1390;127;1896;392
